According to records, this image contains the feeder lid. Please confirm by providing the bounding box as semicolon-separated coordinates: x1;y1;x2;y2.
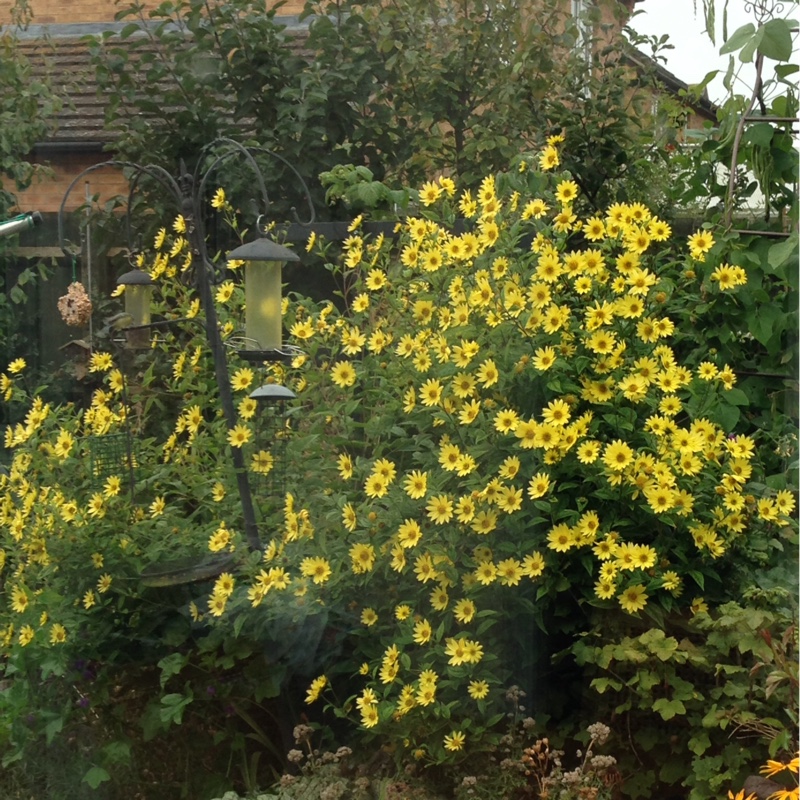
249;384;297;403
228;237;300;263
117;268;155;286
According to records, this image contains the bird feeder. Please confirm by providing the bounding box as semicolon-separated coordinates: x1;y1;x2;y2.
116;268;154;349
226;238;300;361
248;383;296;506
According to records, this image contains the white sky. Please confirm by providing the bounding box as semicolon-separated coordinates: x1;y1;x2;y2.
629;0;760;104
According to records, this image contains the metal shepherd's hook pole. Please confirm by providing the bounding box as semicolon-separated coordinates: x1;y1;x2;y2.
180;180;263;552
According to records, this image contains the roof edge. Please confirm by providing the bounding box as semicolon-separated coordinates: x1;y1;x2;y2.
624;45;718;118
4;16;308;39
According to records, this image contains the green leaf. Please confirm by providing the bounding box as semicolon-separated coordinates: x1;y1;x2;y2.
535;585;549;600
103;740;131;764
740;27;765;63
770;730;794;757
767;233;798;272
649;635;679;662
659;756;689;784
83;766;111;789
354;181;383;208
637;628;664;645
775;64;800;79
637;669;660;692
157;652;188;688
689;731;711;756
591;677;623;694
652;697;686;721
687;570;705;591
1;749;23;769
634;725;661;752
744;122;774;147
748;304;785;347
701;705;723;729
688;70;719;97
617;644;648;664
140;702;165;742
719;23;756;55
45;716;63;744
39;656;66;679
160;692;192;725
120;22;142;39
670;675;697;702
758;18;794;61
723;387;749;407
715;402;740;431
623;769;656;798
485;712;505;728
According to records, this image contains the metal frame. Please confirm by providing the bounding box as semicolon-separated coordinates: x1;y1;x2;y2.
58;140;315;552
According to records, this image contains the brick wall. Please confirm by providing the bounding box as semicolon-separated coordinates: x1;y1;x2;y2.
3;0;118;24
16;155;129;214
8;0;308;24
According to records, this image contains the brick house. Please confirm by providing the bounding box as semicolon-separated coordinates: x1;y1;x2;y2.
7;0;716;215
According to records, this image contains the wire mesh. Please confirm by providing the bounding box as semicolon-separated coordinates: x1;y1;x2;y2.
86;432;138;491
251;401;291;524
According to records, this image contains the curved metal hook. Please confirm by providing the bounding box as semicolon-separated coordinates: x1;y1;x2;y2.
58;143;315;270
58;159;182;260
249;145;317;226
195;137;273;217
189;138;275;253
124;163;185;255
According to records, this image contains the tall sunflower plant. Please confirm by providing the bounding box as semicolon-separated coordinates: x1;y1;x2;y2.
0;140;794;765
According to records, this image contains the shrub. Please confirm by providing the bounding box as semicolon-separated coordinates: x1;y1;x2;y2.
0;139;795;796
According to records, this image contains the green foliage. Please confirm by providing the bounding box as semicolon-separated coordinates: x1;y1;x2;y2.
1;138;795;797
88;0;358;216
0;260;304;796
303;0;676;207
667;5;798;525
0;18;61;392
572;600;797;798
319;165;411;217
674;6;798;230
0;28;60;211
0;259;52;431
666;224;798;455
88;0;681;215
